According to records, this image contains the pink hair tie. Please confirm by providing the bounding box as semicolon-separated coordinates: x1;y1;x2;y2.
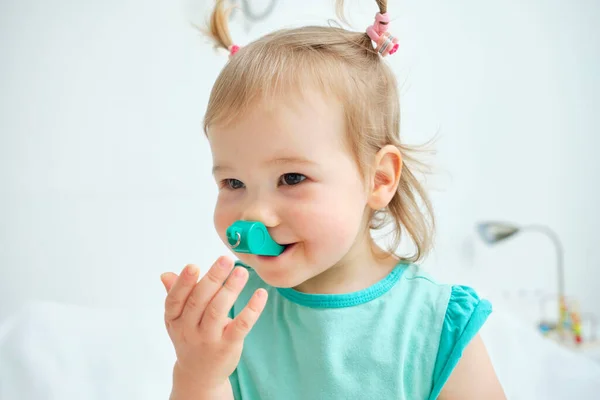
229;44;240;57
366;13;399;57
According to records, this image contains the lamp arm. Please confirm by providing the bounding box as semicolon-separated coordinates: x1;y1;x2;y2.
522;224;565;300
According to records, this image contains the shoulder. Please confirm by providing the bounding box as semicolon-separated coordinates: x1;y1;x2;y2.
397;264;491;324
416;270;493;399
395;264;454;313
435;284;492;373
399;265;494;399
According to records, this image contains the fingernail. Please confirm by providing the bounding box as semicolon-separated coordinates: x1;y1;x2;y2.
233;268;244;278
159;274;169;291
186;265;198;276
218;257;229;268
256;289;265;298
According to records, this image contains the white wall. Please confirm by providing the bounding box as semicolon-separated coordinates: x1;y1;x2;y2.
1;0;598;326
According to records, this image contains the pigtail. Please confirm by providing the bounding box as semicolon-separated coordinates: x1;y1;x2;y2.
336;0;388;22
208;0;234;51
335;0;397;58
375;0;387;14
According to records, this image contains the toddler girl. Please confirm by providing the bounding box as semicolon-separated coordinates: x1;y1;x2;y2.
160;0;506;398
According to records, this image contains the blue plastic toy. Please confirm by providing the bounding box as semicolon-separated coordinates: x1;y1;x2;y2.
226;220;285;256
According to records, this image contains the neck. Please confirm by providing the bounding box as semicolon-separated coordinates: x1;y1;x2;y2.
293;231;399;294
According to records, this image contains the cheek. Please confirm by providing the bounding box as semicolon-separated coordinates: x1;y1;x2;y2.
291;184;367;250
213;198;235;243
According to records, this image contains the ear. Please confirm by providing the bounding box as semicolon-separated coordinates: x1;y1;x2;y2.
367;145;403;210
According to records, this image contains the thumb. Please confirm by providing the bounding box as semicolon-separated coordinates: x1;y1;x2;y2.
160;272;178;293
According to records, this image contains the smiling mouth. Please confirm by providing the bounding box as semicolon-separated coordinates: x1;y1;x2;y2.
258;242;296;258
282;243;296;253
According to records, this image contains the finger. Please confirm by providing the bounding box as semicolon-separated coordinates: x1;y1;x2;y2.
181;256;236;327
160;272;178;292
197;266;249;339
164;265;199;321
223;288;268;342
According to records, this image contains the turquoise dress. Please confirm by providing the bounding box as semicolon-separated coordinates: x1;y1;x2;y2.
228;262;492;400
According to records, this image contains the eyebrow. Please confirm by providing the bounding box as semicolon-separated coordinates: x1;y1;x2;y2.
212;165;232;175
267;156;316;167
212;156;316;175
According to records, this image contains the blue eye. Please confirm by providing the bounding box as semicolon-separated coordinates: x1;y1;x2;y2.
224;179;245;190
280;173;306;186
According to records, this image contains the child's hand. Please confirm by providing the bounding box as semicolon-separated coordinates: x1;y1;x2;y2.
160;257;268;393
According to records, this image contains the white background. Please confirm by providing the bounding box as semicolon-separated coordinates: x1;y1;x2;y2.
1;0;599;330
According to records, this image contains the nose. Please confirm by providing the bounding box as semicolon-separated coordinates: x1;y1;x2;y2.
240;192;280;228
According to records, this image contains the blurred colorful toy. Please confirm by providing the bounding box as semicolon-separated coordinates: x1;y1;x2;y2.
538;296;584;345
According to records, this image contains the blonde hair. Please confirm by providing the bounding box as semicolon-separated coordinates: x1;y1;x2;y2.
203;0;435;263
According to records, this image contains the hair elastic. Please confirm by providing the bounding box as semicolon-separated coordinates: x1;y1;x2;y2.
229;44;240;57
366;13;399;57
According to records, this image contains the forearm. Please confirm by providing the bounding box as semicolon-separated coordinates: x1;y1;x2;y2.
170;363;234;400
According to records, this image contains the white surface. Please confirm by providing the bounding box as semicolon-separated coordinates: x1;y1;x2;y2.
0;302;174;400
481;301;600;399
1;300;600;400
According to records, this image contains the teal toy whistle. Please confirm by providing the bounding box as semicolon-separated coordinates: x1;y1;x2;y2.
226;220;285;256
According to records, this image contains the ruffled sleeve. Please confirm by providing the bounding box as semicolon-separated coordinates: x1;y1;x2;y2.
428;285;492;399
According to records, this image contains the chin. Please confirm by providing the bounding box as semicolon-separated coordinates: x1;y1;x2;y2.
237;243;311;288
257;273;302;289
248;262;304;288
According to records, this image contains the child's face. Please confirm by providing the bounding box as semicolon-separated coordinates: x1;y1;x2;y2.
208;91;370;288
